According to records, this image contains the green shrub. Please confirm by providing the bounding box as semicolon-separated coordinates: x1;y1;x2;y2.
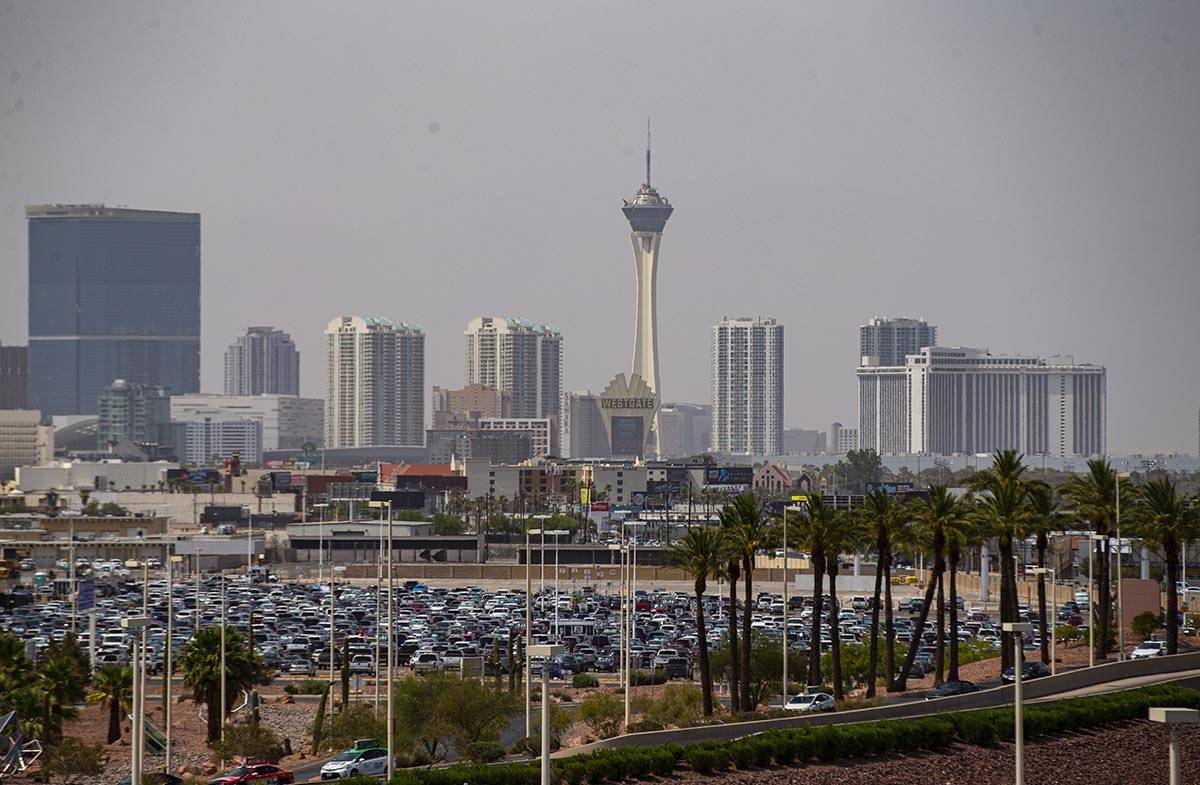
572;674;600;689
684;746;729;775
578;691;624;739
629;670;668;686
463;741;506;763
642;683;703;728
291;678;328;694
624;719;664;733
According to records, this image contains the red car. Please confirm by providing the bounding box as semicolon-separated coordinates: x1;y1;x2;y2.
208;763;294;785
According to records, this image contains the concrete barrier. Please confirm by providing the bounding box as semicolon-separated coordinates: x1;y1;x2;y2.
563;650;1200;755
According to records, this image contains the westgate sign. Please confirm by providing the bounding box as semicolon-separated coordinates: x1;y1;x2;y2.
598;372;658;458
599;397;656;409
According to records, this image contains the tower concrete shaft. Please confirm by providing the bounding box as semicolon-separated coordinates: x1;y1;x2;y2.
621;124;672;456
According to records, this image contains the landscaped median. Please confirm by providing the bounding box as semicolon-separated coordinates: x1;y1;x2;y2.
384;684;1200;785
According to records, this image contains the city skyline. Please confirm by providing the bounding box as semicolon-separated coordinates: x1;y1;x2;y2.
0;3;1197;452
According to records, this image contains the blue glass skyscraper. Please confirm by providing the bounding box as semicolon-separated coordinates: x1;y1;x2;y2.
26;204;201;415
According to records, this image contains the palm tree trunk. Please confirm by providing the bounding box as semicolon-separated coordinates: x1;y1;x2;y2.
695;578;713;716
740;554;753;711
107;700;121;744
206;684;221;743
1166;536;1180;655
884;551;896;690
999;534;1015;673
1096;534;1112;659
1036;532;1049;665
808;547;826;685
948;548;961;682
893;565;941;691
934;568;946;686
866;536;885;698
727;561;741;714
827;556;844;701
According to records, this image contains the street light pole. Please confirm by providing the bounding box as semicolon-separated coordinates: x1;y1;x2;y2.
122;616;150;785
529;645;564;785
1149;707;1199;785
1003;622;1033;785
1034;567;1056;676
165;554;183;774
220;572;227;749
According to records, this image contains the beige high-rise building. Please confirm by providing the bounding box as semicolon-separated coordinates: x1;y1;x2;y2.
431;384;512;428
464;317;561;420
324;316;424;448
0;410;54;480
711;317;784;456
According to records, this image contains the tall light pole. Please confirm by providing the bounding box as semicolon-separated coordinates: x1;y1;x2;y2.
220;572;227;749
1115;473;1126;661
330;565;346;718
1149;707;1199;785
367;498;393;779
125;559;148;773
122;616;150;785
1003;621;1033;785
165;554;183;773
529;644;564;785
545;530;570;642
527;515;551;738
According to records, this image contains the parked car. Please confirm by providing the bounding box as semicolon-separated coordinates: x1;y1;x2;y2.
924;680;980;699
1001;660;1051;683
783;692;835;713
320;740;391;780
1130;640;1167;659
209;763;293;785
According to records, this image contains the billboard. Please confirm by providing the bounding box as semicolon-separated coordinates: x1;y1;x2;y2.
864;482;914;496
75;578;95;611
704;466;754;486
610;416;646;457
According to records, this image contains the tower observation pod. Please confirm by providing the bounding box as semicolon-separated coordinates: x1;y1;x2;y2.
621;121;673;456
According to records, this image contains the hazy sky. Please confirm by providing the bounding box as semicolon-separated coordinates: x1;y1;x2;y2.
1;1;1197;453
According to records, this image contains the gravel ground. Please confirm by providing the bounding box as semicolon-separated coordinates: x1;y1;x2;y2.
667;721;1200;785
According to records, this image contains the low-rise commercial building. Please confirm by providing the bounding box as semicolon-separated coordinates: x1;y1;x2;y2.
0;411;54;481
171;394;323;450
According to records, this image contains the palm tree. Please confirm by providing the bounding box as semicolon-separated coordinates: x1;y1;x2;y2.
88;665;133;743
1026;481;1058;666
717;506;741;713
858;491;912;696
1128;477;1199;655
1062;459;1126;660
179;625;271;742
970;451;1029;673
795;495;839;687
666;526;726;716
721;493;769;711
824;511;864;700
894;486;964;691
943;496;980;682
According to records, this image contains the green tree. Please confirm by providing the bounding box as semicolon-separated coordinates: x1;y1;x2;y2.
794;496;839;687
1129;476;1199;654
721;493;770;711
42;738;104;785
857;490;909;697
833;449;884;493
970;451;1030;673
1130;611;1163;641
323;703;384;752
717;507;741;713
433;676;520;751
1026;481;1059;666
639;683;703;727
577;691;624;739
665;525;725;716
87;664;132;744
213;718;285;763
824;511;865;699
1062;459;1127;660
393;674;447;759
178;625;272;743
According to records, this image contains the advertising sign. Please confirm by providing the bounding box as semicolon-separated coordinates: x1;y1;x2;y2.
704;466;754;486
864;482;913;496
76;578;95;611
610;416;646;457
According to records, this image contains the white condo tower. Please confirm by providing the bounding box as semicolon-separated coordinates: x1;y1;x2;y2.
621;122;673;456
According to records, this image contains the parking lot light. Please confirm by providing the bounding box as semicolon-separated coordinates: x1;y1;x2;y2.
529;644;565;785
1003;621;1033;785
121;616;151;785
1149;707;1199;785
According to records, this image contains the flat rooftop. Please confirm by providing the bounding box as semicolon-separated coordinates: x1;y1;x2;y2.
26;204;199;221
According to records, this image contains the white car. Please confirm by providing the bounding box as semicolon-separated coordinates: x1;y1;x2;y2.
783;692;835;713
1130;640;1167;659
320;742;390;779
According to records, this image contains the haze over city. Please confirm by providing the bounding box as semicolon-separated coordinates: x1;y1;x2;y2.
1;1;1198;452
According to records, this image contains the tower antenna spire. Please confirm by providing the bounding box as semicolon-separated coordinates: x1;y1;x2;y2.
645;117;651;187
